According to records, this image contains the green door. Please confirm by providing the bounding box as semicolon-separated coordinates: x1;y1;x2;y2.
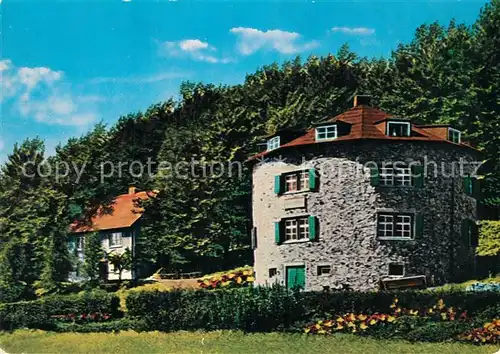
286;265;305;289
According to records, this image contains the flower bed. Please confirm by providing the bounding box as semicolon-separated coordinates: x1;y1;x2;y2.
198;269;255;289
460;319;500;344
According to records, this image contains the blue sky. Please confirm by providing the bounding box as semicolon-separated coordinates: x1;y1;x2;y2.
0;0;488;161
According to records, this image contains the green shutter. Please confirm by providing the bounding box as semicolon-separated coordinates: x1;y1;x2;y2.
370;167;379;186
274;174;283;195
308;169;317;191
415;214;424;238
411;165;425;188
463;176;472;195
274;221;282;245
470;221;479;247
308;216;318;241
461;219;470;246
472;178;481;199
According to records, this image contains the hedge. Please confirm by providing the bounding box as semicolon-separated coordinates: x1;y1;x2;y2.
0;290;122;330
126;286;500;333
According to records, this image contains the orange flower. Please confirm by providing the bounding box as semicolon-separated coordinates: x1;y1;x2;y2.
358;314;367;321
336;317;344;323
360;322;368;330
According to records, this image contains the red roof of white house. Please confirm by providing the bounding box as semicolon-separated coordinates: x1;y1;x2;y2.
69;190;154;233
248;104;478;161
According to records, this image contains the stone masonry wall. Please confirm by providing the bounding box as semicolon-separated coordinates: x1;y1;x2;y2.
252;140;480;291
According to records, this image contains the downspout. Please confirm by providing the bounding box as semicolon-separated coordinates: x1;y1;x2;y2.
449;177;456;281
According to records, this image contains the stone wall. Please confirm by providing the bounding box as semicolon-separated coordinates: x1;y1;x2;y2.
252;140;480;291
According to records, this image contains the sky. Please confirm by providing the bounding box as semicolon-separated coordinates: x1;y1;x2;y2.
0;0;489;162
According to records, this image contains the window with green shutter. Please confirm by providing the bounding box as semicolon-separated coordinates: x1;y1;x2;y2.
278;216;315;243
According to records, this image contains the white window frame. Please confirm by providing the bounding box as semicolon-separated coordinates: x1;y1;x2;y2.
267;136;280;151
448;128;461;144
283;170;309;193
380;164;412;187
387;121;411;137
388;262;405;278
284;217;309;242
377;213;414;240
76;236;85;251
315;125;338;141
109;232;123;248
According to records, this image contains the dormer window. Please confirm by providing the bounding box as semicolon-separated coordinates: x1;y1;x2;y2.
315;125;337;141
267;136;280;151
448;128;461;144
387;121;411;137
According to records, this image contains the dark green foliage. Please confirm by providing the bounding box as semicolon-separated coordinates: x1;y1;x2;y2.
125;287;500;333
83;232;104;286
0;291;121;330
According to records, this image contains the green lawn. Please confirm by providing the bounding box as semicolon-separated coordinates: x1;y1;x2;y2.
1;330;498;354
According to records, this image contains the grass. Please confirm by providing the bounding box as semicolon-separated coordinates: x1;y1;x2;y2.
1;330;498;354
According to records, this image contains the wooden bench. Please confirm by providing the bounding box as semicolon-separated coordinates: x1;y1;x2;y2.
381;275;427;291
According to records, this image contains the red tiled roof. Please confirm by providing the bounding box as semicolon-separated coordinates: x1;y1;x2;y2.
248;105;478;161
69;191;153;233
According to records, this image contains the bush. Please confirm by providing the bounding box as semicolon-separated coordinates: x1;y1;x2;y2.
477;221;500;256
0;290;122;330
125;286;500;333
127;285;304;332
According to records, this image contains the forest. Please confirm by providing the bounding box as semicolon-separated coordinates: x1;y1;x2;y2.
0;1;499;302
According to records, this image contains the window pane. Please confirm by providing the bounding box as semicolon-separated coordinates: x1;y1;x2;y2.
285;174;298;192
298;218;309;239
389;263;404;276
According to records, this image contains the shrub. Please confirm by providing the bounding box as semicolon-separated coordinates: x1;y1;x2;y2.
127;285;303;332
477;221;500;256
126;286;500;333
0;290;122;330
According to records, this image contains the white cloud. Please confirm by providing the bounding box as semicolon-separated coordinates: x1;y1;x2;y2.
89;71;190;84
159;39;232;64
179;39;210;52
1;60;99;127
331;27;375;35
230;27;319;55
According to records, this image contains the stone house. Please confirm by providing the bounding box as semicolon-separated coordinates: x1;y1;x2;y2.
249;96;482;291
68;187;153;281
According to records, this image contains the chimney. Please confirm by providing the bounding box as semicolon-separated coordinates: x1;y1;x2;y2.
353;95;371;107
128;186;136;195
